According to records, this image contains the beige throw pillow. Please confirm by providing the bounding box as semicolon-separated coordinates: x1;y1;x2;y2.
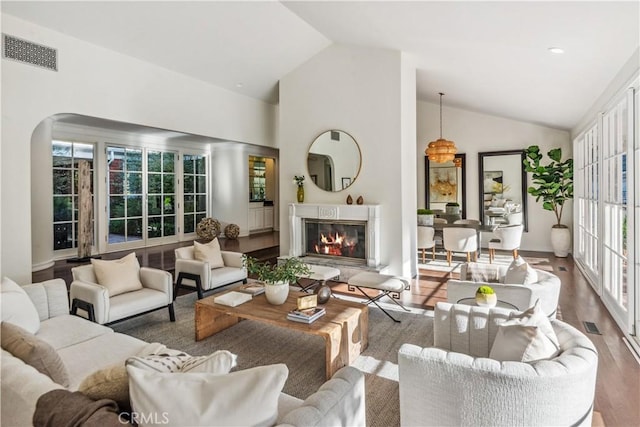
504;256;538;285
1;321;69;387
127;363;288;427
489;301;560;362
464;263;500;283
91;253;143;296
1;277;41;333
78;363;130;411
193;238;225;269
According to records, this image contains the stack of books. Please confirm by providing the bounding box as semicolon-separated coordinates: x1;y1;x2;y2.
237;282;265;296
287;307;326;324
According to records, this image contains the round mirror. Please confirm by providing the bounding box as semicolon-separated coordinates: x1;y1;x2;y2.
307;130;361;192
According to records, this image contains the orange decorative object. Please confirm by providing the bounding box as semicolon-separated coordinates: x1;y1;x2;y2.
426;92;457;163
425;138;457;163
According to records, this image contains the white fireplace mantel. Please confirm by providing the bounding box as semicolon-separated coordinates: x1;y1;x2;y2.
289;203;381;267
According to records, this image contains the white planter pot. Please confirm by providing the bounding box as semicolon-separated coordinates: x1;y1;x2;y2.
475;292;497;308
264;281;289;305
418;214;434;226
551;226;571;257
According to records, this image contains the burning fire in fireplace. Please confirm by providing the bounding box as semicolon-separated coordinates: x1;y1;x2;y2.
314;231;359;257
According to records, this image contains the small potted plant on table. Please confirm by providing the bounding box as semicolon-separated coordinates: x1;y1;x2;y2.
475;285;497;308
243;256;311;305
417;209;434;226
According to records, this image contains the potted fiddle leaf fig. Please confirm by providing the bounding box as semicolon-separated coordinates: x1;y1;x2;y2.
242;256;311;305
523;145;573;257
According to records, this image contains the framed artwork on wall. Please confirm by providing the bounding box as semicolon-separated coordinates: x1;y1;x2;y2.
428;166;458;203
341;177;351;189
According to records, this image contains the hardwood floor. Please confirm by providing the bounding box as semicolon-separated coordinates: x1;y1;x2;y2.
32;234;639;426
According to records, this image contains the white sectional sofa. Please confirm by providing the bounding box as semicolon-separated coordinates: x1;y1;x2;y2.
1;278;366;427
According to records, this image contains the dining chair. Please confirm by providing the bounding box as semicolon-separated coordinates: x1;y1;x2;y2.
443;228;478;266
417;226;436;263
488;224;524;263
433;218;448;224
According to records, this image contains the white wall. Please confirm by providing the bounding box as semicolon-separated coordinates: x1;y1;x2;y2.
1;15;276;283
279;44;417;277
417;101;572;252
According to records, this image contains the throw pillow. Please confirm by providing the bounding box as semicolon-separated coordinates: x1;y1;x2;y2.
91;253;143;297
504;256;538;285
464;263;500;283
77;343;202;412
193;238;225;269
127;363;288;427
489;301;560;362
1;321;69;387
1;277;41;333
126;350;237;374
78;363;130;412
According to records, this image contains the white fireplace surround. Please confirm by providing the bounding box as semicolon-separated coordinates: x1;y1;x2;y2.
289;203;381;267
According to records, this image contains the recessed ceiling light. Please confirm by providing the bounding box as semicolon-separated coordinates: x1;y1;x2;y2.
236;83;244;88
548;47;564;54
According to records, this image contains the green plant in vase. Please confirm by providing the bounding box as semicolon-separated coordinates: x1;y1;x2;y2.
242;256;311;305
294;175;305;203
523;145;573;257
475;285;497;307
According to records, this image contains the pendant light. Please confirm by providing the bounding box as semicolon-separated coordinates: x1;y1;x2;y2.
426;92;457;163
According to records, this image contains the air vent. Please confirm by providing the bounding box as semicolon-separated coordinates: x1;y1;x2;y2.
583;321;601;335
2;34;57;71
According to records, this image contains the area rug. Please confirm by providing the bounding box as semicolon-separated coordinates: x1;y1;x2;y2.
112;293;434;427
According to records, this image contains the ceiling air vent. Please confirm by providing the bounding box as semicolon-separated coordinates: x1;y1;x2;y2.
2;34;57;71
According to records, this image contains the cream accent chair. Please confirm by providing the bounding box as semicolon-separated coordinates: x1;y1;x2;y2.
70;264;174;325
417;226;436;263
398;302;598;427
447;262;561;318
488;224;524;263
174;246;247;299
443;228;478;265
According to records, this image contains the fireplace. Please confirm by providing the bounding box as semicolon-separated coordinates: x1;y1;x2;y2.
289;203;381;268
304;219;366;263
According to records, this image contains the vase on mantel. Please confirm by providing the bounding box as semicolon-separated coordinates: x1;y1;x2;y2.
297;186;304;203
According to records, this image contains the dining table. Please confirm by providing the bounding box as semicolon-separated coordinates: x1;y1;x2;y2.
431;222;498;255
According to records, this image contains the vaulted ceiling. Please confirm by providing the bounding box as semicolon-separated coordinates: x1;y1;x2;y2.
3;1;638;130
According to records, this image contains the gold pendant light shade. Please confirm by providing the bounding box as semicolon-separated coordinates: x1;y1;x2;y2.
426;138;457;163
426;92;457;163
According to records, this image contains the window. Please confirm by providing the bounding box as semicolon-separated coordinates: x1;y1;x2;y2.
52;141;94;250
183;154;207;234
147;150;176;238
107;147;143;243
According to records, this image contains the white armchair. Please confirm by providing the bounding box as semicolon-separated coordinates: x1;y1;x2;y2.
174;246;247;299
446;262;561;318
70;264;174;325
398;302;598;427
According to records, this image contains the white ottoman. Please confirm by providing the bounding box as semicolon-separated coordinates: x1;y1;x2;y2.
296;264;341;293
347;272;411;322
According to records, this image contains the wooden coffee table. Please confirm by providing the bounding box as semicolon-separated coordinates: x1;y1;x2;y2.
195;290;368;380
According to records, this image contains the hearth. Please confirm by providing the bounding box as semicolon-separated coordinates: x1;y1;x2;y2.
304;219;366;263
